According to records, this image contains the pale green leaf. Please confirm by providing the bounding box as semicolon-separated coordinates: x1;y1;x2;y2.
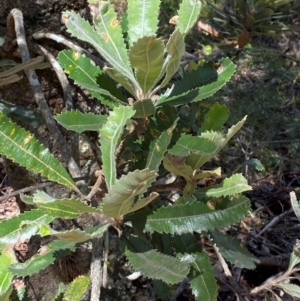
180;252;218;301
146;121;177;171
145;196;251;234
55;110;107;133
177;0;201;35
163;154;193;181
58;50;122;107
103;169;156;218
0;112;78;192
127;0;160;45
63;10;137;88
209;230;259;269
99;105;135;190
224;116;247;145
288;239;300;270
33;191;102;219
128;192;159;214
64;275;90;301
9;240;76;277
193;168;221;181
276;283;300;298
0;247;16;296
157;29;185;90
133;99;155;118
0;209;54;249
291;192;300;223
204;174;252;198
129;37;164;95
168;134;218;156
53;224;108;243
125;235;189;284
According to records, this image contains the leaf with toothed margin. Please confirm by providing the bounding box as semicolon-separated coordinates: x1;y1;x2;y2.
58;50;125;107
176;0;202;35
8;240;77;277
64;275;90;301
127;0;160;45
145;196;251;234
0;112;78;192
33;191;102;219
0;247;17;296
55;110;107;133
99;105;135;190
179;252;218;301
129;36;164;95
125;235;189;284
103;169;156;218
0;209;55;250
63;9;138;88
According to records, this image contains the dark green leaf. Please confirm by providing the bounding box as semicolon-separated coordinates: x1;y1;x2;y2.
133;99;155;118
125;235;189;284
209;230;259;269
145;196;251;234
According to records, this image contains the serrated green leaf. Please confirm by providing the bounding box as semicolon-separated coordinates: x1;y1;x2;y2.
145;196;251;234
125;235;189;284
155;62;217;107
0;209;54;249
146;121;177;171
203;174;252;198
128;192;159;214
33;191;102;219
20;194;34;205
192;57;236;102
9;240;76;277
129;37;164;95
63;275;89;301
291;192;300;223
133;99;155;118
209;230;259;269
188;115;247;170
157;30;185;90
177;0;201;35
55;110;107;133
103;169;156;218
180;252;218;301
0;247;16;296
58;50;122;107
193;168;221;181
171;233;199;254
168;134;218;156
163;154;193;181
53;224;108;243
127;0;160;45
276;283;300;298
199;102;230;133
99;105;135;190
0;112;78;192
243;158;265;171
288;239;300;270
63;10;138;89
152;280;173;301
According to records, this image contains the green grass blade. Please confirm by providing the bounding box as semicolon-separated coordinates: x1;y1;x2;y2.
99;105;135;190
127;0;160;45
0;112;78;191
